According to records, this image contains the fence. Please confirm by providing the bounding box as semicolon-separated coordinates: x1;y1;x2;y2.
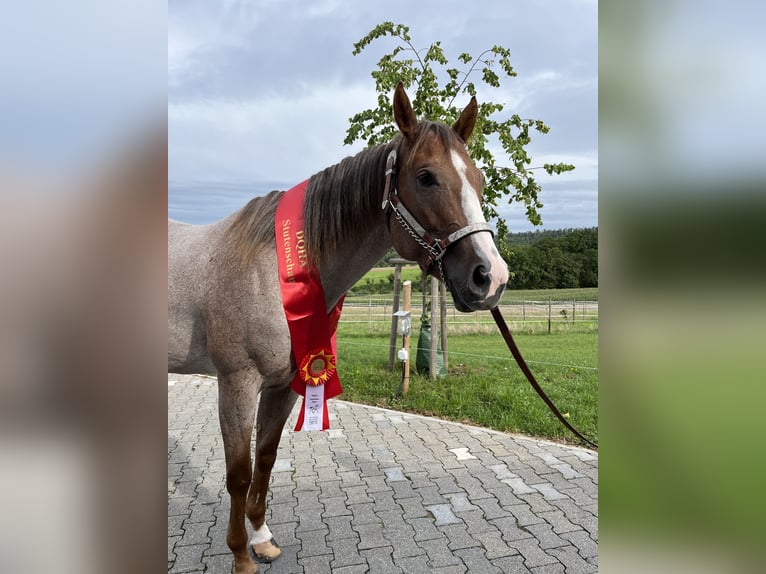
340;293;599;333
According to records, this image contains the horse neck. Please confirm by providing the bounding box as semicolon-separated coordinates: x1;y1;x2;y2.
319;224;391;311
311;144;396;310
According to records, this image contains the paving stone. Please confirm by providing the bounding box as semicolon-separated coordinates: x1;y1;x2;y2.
426;503;462;526
439;522;482;551
473;528;519;559
330;536;366;569
169;543;207;573
361;546;402;573
457;509;501;536
538;509;582;535
520;492;560;515
390;479;418;500
297;553;333;573
492;554;532;573
383;467;407;482
169;495;195;517
268;501;298;524
509;537;561;569
355;522;391;550
530;482;570;501
406;515;443;542
491;516;536;543
201;553;233;573
325;515;357;541
169;514;185;537
295;506;325;532
268;520;299;547
394;554;431;572
445;492;478;512
168;376;598;574
297;527;331;558
349;502;382;526
504;502;546;527
177;520;213;546
449;447;476;460
561;529;598;559
454;546;502;573
524;522;570;550
168;535;181;562
382;520;423;560
420;537;462;568
370;489;400;513
321;494;351;517
473;496;511;520
186;501;217;523
547;544;598;573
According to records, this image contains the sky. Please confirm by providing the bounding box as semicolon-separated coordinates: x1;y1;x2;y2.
168;0;598;232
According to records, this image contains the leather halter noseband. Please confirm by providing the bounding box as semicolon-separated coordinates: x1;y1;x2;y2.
380;148;493;279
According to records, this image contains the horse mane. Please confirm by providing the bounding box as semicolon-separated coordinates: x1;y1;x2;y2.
303;140;398;269
223;121;457;268
223;189;285;266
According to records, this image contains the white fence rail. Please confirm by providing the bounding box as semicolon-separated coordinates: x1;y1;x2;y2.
340;296;598;327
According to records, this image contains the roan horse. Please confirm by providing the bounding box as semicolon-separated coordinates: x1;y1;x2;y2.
168;83;509;574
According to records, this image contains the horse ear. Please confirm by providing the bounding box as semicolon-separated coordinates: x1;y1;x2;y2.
393;82;418;141
453;96;478;142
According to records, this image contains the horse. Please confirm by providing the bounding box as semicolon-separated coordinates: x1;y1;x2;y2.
168;83;509;574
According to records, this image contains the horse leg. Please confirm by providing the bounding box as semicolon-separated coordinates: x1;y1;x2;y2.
245;382;297;562
218;369;261;574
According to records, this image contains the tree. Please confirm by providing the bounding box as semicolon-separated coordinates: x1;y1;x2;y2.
345;21;575;236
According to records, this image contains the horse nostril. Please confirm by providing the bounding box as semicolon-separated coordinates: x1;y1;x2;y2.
471;265;491;290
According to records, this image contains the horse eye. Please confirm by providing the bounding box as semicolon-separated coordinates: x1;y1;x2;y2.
417;171;436;187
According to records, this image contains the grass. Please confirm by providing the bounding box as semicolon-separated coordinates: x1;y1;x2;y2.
359;265;423;285
498;286;599;303
335;322;598;446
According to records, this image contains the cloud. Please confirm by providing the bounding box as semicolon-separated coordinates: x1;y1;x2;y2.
169;82;376;185
168;0;597;230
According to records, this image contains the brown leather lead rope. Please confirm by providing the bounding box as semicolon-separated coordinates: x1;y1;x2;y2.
491;307;598;450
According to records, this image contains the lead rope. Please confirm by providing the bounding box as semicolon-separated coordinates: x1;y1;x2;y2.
491;307;598;450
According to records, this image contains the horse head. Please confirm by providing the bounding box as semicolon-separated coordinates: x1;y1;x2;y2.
384;83;509;311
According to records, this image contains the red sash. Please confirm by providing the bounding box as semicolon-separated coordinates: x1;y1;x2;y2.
275;180;344;431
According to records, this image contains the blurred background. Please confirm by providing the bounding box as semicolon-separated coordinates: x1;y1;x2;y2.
0;1;764;573
600;0;765;572
0;2;166;574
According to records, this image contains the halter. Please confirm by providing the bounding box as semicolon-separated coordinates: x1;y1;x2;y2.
380;148;494;281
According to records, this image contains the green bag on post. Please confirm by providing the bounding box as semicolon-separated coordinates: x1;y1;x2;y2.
415;325;446;378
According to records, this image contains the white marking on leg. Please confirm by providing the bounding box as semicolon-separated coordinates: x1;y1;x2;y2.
249;522;273;545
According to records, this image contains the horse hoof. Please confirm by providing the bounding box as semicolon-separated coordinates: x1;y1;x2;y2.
248;537;281;563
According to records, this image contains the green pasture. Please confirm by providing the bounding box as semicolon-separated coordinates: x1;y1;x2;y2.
334;321;598;446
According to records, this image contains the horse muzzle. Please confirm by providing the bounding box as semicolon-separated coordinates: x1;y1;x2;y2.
444;236;509;312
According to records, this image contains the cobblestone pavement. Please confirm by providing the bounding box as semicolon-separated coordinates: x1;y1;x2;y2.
169;374;598;573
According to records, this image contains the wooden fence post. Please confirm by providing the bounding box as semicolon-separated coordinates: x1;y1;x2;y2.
548;298;552;334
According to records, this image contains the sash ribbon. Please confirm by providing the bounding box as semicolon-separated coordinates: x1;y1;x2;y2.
275;180;344;431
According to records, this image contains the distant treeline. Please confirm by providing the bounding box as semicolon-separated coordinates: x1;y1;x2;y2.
373;227;598;290
501;227;598;289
